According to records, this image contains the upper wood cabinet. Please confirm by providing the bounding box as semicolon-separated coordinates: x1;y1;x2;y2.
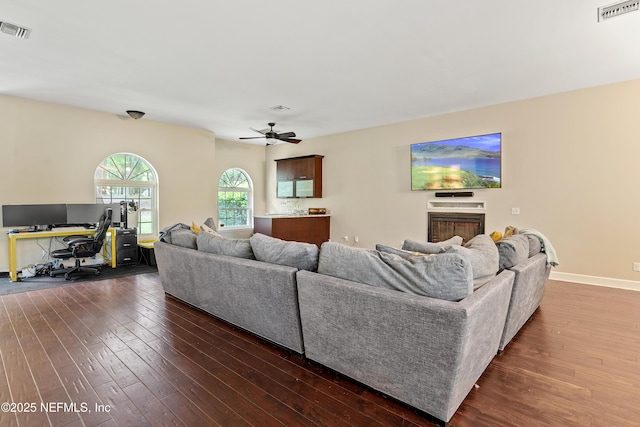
275;155;324;198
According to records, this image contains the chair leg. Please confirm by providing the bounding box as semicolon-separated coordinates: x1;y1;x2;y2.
51;258;103;280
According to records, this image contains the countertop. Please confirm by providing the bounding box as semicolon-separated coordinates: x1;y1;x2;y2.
254;214;331;219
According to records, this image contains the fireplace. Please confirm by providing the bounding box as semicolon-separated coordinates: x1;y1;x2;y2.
426;199;486;244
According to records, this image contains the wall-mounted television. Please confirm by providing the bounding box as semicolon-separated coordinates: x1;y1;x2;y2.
411;132;502;191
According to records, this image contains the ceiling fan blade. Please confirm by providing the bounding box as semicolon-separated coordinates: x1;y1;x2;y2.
277;131;296;138
243;123;301;144
250;127;268;135
280;138;301;144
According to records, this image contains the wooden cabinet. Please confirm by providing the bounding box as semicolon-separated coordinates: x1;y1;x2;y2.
275;155;323;198
254;216;330;247
428;213;484;244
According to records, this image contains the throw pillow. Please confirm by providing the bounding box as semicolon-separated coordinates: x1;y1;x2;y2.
401;235;463;254
318;242;473;301
446;234;499;283
495;234;530;270
203;217;218;230
201;223;223;237
250;233;319;271
190;222;202;234
197;232;255;259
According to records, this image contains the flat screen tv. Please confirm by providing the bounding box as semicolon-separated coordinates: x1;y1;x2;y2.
411;132;501;191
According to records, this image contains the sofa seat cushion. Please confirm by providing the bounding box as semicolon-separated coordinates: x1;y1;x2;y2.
496;234;530;270
318;242;473;301
250;233;319;271
446;234;499;285
197;232;255;259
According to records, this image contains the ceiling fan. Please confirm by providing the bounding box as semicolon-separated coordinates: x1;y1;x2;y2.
240;122;301;145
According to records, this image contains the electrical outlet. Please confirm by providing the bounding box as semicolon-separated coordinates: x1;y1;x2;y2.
511;207;520;215
633;262;640;272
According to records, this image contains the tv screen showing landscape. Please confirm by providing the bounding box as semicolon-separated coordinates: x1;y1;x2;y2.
411;132;502;191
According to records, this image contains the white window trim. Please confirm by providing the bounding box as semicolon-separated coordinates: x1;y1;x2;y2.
217;169;253;230
94;154;159;239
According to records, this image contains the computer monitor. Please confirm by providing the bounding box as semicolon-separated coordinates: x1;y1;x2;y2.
2;204;67;228
65;203;121;224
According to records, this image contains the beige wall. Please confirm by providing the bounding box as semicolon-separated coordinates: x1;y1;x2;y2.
214;138;266;238
0;95;224;271
4;78;640;287
265;79;640;287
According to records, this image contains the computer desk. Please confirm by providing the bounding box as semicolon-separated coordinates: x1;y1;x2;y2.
7;228;117;282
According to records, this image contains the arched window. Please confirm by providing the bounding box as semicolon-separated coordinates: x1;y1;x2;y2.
218;168;253;228
94;153;158;238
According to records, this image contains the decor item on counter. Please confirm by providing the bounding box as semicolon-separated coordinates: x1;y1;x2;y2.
308;208;326;215
411;132;501;191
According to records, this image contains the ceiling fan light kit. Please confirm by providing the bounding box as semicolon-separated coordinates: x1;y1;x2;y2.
126;110;145;120
240;122;301;145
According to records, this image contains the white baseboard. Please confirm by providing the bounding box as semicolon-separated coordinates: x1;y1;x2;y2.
550;271;640;292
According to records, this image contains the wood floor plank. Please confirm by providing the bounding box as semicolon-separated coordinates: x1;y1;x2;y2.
1;274;639;426
142;312;382;426
149;292;423;426
121;382;184;427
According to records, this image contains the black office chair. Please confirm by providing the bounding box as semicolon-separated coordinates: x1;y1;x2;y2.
50;208;113;280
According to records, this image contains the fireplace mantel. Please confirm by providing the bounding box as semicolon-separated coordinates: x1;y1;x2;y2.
427;199;486;212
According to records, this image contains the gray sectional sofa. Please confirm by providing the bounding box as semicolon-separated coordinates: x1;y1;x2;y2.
297;268;515;424
495;234;552;351
154;226;551;426
154;237;307;354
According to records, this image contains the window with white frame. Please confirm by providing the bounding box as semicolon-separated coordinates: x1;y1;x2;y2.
218;168;253;228
94;153;158;238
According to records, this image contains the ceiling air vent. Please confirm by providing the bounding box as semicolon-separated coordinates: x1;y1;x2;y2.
0;20;31;39
598;0;640;21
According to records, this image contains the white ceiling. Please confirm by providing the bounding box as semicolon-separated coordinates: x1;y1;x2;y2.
2;0;640;144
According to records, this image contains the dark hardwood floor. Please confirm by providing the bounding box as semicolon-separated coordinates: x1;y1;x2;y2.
0;274;638;426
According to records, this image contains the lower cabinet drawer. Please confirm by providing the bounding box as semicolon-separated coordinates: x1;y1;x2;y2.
117;248;138;265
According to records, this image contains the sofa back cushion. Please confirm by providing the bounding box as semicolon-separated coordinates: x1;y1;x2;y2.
318;242;473;301
446;234;499;286
197;232;255;259
168;228;198;249
375;244;420;259
250;233;319;271
495;234;530;270
524;234;542;257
